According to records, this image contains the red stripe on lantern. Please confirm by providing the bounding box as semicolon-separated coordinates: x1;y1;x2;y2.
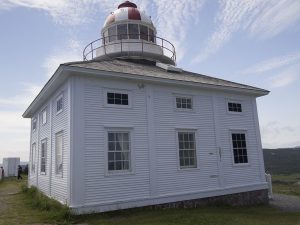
128;8;141;20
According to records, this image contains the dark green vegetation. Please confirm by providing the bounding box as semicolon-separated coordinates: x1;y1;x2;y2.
0;177;300;225
263;148;300;174
272;173;300;197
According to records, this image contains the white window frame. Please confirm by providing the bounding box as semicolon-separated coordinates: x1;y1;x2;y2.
174;94;194;112
56;94;64;115
104;89;132;108
55;131;63;176
32;117;37;132
31;143;36;174
229;129;250;166
226;99;243;114
104;127;134;176
42;108;47;125
40;139;47;175
176;129;198;170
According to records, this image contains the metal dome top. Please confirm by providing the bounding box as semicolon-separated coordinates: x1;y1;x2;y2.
103;1;152;28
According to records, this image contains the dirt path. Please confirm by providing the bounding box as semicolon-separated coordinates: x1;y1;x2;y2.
270;193;300;212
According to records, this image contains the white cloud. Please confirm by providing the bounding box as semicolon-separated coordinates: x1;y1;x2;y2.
269;65;300;88
261;121;300;148
0;0;118;25
43;39;82;77
193;0;300;63
249;0;300;39
152;0;206;61
0;110;30;162
0;82;41;109
241;52;300;75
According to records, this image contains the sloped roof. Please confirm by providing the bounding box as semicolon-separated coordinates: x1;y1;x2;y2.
65;59;269;94
23;59;269;118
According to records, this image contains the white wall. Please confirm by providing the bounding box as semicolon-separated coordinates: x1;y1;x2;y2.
70;74;266;210
28;80;70;204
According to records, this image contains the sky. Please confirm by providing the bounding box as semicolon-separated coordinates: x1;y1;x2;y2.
0;0;300;162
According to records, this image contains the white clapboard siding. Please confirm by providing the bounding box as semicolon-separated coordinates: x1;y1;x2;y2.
28;81;70;204
37;104;51;195
153;86;219;196
50;82;70;203
215;93;263;187
82;77;150;204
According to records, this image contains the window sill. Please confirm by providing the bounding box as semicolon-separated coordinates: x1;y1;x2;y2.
56;110;63;115
232;162;250;167
177;167;199;172
105;170;135;177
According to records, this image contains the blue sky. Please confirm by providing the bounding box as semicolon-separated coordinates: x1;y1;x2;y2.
0;0;300;162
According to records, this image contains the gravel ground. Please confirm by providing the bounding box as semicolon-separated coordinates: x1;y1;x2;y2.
270;194;300;212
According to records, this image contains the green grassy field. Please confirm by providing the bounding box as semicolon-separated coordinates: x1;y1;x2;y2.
0;176;300;225
272;173;300;197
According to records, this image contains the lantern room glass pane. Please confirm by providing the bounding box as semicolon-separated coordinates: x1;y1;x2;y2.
149;28;154;42
117;24;128;40
108;26;117;42
128;24;139;39
140;25;148;41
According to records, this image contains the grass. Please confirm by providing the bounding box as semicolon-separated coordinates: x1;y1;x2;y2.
0;176;300;225
272;173;300;197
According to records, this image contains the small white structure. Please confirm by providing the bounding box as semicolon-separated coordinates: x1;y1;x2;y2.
2;157;20;177
23;1;270;214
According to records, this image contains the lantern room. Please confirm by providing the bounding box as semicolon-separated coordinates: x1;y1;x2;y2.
83;1;176;65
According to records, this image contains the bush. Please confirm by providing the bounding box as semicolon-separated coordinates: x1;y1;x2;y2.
21;185;71;220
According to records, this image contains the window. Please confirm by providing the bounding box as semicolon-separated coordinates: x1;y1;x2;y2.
117;24;128;40
176;97;192;110
42;108;47;125
107;92;129;105
149;28;154;42
55;132;63;175
56;95;63;114
32;117;37;131
40;139;47;174
31;143;36;173
231;133;248;164
108;132;131;171
228;102;242;112
128;24;139;39
140;25;148;41
178;131;197;169
108;26;117;42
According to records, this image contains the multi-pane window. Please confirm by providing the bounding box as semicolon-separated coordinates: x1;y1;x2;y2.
32;118;37;131
228;102;242;112
40;140;47;174
108;132;131;171
31;143;36;173
128;24;139;39
117;24;128;40
108;26;117;42
56;96;63;113
149;28;154;42
107;92;129;105
106;24;155;43
42;108;47;125
140;25;148;41
231;133;248;164
176;97;192;109
55;132;63;175
178;131;197;169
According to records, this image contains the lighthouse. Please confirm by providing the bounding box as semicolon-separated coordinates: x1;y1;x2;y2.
23;0;270;214
83;1;176;65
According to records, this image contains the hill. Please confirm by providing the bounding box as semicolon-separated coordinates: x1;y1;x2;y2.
263;148;300;174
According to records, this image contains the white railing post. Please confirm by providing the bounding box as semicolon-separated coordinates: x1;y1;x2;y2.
265;173;273;199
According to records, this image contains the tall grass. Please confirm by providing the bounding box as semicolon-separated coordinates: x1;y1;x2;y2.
21;185;72;221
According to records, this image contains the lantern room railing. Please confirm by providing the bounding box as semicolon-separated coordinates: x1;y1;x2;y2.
83;34;176;63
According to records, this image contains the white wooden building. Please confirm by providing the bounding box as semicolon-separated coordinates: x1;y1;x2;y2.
23;1;270;214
